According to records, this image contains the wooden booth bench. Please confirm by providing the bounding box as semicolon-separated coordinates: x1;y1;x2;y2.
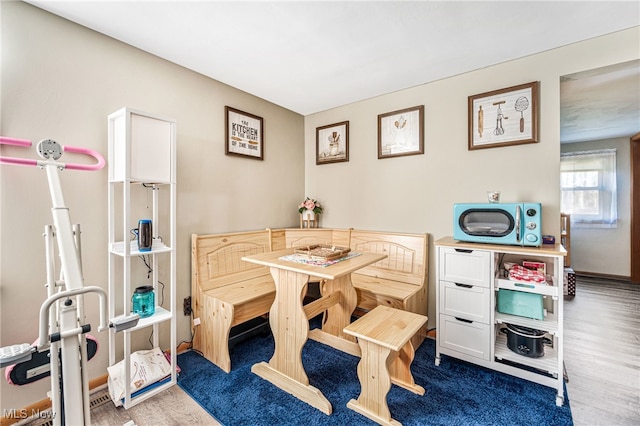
191;229;276;373
191;227;428;372
349;230;428;348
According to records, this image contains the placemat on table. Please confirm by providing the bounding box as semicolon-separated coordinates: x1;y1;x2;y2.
279;252;362;267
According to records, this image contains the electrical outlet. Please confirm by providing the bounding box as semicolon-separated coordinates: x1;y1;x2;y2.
183;296;192;316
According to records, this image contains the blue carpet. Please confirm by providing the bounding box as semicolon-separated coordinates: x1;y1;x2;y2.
177;329;572;425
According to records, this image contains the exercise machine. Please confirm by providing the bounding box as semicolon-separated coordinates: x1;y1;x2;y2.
0;136;133;425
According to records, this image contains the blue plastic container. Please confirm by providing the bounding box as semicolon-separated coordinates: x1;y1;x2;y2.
497;289;544;320
132;285;155;318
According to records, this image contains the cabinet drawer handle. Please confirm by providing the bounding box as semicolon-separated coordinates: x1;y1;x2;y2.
454;248;473;253
454;317;473;324
454;283;473;288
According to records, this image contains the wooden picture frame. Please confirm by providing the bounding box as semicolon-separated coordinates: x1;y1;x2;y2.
316;121;349;165
468;81;539;150
378;105;424;159
225;106;264;160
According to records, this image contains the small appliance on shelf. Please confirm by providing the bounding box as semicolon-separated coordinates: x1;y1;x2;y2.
137;219;152;252
453;202;542;246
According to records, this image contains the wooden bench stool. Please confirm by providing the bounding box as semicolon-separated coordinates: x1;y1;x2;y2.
343;305;428;426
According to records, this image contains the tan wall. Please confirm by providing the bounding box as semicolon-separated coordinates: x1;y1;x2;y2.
2;0;639;412
304;27;640;334
1;2;303;410
561;137;631;276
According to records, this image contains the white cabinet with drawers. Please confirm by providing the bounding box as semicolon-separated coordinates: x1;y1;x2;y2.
437;247;492;360
435;237;567;407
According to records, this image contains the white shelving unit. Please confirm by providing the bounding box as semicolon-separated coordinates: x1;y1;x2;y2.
107;107;177;408
435;236;566;406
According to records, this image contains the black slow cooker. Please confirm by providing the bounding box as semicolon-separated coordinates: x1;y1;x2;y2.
501;323;551;358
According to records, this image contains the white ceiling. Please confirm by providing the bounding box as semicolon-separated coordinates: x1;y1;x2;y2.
560;60;639;143
27;1;640;141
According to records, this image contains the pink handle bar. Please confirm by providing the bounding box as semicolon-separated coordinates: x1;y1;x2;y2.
0;136;105;171
0;137;37;167
63;145;105;171
0;136;32;147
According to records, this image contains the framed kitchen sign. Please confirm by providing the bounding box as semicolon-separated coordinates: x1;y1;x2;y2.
316;121;349;165
378;105;424;159
225;106;264;160
468;81;539;150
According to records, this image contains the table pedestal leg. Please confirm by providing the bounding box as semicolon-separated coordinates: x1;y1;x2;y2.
251;268;332;415
309;275;361;356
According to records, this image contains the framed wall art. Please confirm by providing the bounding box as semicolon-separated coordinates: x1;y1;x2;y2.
378;105;424;159
316;121;349;165
225;106;264;160
468;81;539;150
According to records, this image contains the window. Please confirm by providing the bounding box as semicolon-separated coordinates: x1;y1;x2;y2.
560;149;617;228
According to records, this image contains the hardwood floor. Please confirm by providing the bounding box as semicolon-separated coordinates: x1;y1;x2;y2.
20;385;219;426
89;385;219;426
563;276;640;425
21;277;639;426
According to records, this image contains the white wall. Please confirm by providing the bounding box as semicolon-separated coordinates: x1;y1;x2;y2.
561;137;631;276
304;27;640;334
1;2;303;411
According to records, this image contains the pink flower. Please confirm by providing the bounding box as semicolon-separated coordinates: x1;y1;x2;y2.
298;197;323;214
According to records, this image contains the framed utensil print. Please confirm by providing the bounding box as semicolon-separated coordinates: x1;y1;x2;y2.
316;121;349;165
378;105;424;159
225;106;264;160
468;81;539;150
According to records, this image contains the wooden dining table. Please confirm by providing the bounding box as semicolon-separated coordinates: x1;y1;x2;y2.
241;248;387;415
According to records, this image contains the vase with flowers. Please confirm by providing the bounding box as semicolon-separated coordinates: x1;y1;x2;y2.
298;197;323;228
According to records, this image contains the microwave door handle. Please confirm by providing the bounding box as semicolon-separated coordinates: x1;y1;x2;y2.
515;205;522;242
